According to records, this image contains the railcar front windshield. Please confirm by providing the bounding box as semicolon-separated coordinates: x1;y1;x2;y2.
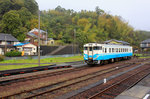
84;47;92;51
89;47;92;51
84;47;88;50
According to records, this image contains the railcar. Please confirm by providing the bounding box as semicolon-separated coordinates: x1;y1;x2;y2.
83;43;133;65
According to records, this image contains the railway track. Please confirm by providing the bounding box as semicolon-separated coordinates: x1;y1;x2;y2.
68;64;150;99
88;65;150;99
0;66;88;86
1;63;138;99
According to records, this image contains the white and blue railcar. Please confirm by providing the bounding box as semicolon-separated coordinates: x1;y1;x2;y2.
84;43;133;65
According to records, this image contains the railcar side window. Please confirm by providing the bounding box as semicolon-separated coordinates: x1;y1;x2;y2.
93;47;98;50
116;48;118;52
93;46;102;50
130;48;131;52
99;46;102;50
84;47;88;50
112;48;114;52
109;48;111;53
105;48;107;53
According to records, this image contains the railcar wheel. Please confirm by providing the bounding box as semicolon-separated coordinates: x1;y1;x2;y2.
111;58;114;63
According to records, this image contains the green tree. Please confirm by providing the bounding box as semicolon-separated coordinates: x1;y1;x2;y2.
1;10;22;35
24;0;38;15
18;7;32;27
13;27;27;42
0;0;12;19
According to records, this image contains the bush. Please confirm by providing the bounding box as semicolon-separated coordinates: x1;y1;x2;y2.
5;50;22;57
0;55;5;61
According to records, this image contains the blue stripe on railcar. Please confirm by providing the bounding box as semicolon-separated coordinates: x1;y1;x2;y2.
84;52;133;60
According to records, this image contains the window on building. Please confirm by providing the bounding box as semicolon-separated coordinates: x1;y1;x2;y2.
17;48;21;51
51;41;54;44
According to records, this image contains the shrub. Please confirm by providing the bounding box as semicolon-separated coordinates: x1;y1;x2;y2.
0;55;5;61
5;50;22;57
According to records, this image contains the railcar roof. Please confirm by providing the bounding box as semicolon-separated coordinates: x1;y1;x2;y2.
84;43;132;47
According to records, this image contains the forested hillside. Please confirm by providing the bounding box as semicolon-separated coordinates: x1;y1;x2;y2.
0;0;150;48
40;6;150;48
0;0;38;41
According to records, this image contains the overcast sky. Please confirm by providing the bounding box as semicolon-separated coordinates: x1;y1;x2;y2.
36;0;150;31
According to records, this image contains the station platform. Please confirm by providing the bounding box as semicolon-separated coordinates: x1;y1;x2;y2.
115;74;150;99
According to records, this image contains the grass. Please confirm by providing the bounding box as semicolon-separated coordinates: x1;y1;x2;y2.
134;53;150;58
0;55;83;71
133;53;143;57
139;56;150;58
0;55;83;64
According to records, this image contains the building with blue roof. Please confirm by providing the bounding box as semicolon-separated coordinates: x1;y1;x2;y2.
14;42;37;56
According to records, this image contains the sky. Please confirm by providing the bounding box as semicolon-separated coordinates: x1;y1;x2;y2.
36;0;150;31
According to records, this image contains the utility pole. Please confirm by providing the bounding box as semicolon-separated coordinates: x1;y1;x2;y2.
74;29;76;56
4;36;7;54
46;30;48;45
38;9;40;66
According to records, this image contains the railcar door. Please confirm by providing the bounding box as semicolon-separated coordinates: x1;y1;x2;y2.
88;46;93;60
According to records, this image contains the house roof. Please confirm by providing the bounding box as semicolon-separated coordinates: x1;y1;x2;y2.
27;28;47;39
104;39;129;45
14;42;30;46
0;33;18;42
27;32;38;38
29;28;46;33
14;42;37;47
141;39;150;43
